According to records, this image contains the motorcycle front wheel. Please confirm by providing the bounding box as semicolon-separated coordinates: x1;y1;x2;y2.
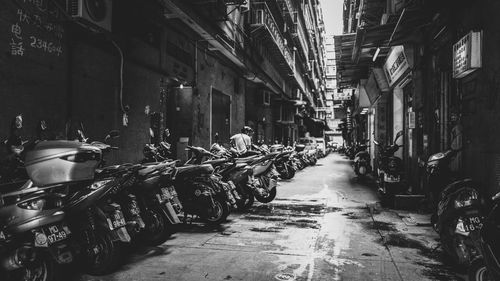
236;185;255;211
83;228;123;276
203;196;230;225
255;187;277;203
443;232;471;267
310;157;317;165
8;252;59;281
278;164;295;180
468;259;492;281
141;208;173;246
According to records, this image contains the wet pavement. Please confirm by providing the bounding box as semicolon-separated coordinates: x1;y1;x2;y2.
74;153;464;281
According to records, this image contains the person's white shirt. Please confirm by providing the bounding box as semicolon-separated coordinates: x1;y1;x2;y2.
230;133;248;154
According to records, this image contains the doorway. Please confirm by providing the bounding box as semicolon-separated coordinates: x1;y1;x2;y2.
211;88;231;145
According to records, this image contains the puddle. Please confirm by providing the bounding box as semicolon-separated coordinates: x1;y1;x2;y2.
416;262;465;281
362;221;397;232
380;233;441;260
274;273;296;281
244;215;288;221
250;226;285;232
284;221;321;229
341;211;369;220
248;204;327;215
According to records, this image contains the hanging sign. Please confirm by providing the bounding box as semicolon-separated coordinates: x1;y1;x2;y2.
383;46;410;87
408;111;416;129
452;31;482;79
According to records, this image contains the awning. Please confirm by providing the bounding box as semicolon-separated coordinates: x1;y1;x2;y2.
354;81;371;109
335;8;430;89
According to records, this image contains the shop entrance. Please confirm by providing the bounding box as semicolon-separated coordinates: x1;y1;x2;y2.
211;88;231;145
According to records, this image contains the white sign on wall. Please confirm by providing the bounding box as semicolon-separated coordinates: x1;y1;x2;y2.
383;46;410;87
453;31;482;79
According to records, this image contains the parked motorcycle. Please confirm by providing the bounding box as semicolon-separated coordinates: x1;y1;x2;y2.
0;183;74;281
374;131;404;204
175;146;236;224
425;133;484;267
469;192;500;281
85;129;182;246
353;144;371;178
270;145;296;180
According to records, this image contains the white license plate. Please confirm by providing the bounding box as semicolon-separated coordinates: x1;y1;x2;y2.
36;224;71;246
463;216;483;232
384;174;400;183
107;212;126;230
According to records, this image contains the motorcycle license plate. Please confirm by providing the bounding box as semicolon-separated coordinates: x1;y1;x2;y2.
35;224;71;247
107;212;126;230
161;187;171;201
384;174;400;183
462;216;483;232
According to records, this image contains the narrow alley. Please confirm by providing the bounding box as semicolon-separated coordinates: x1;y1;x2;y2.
74;153;462;281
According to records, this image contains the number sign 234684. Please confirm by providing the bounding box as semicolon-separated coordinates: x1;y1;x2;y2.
29;35;62;55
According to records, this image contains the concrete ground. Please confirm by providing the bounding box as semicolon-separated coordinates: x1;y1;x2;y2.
73;153;464;281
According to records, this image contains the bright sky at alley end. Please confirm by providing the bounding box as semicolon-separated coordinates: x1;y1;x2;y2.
320;0;344;35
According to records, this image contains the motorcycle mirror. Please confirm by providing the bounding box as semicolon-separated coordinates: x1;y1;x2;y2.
493;192;500;202
14;114;23;129
108;130;120;138
394;130;403;142
40;120;47;131
373;140;379;145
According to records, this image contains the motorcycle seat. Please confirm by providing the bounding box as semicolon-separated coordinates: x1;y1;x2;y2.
176;164;214;177
138;161;176;177
235;163;247;169
0;180;32;194
203;158;231;167
235;156;260;163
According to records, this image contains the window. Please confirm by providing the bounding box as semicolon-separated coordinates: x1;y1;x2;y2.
263;91;271;105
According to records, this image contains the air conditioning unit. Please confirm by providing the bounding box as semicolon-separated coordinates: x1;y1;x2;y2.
67;0;112;32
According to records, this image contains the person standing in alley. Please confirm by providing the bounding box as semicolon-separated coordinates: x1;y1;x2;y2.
230;126;253;156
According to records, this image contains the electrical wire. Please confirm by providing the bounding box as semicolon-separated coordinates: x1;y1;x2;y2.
110;40;126;114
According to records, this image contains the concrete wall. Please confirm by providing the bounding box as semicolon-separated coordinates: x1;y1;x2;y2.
0;0;196;164
450;0;500;195
193;48;245;148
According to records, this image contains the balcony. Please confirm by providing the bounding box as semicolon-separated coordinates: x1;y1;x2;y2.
291;13;308;60
250;2;295;74
278;0;294;22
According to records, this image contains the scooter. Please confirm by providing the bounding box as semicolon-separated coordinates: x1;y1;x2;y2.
426;137;483;267
468;192;500;281
374;131;404;204
0;182;74;281
353;144;371;178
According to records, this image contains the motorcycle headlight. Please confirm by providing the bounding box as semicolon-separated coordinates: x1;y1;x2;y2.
426;163;438;174
90;179;113;190
454;188;479;209
18;194;65;210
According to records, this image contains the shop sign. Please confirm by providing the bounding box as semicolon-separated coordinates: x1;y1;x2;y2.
334;89;353;101
408;111;416;129
383;46;410;87
452;31;482;79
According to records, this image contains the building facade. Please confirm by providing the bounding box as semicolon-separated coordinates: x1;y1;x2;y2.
336;0;500;198
0;0;326;162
